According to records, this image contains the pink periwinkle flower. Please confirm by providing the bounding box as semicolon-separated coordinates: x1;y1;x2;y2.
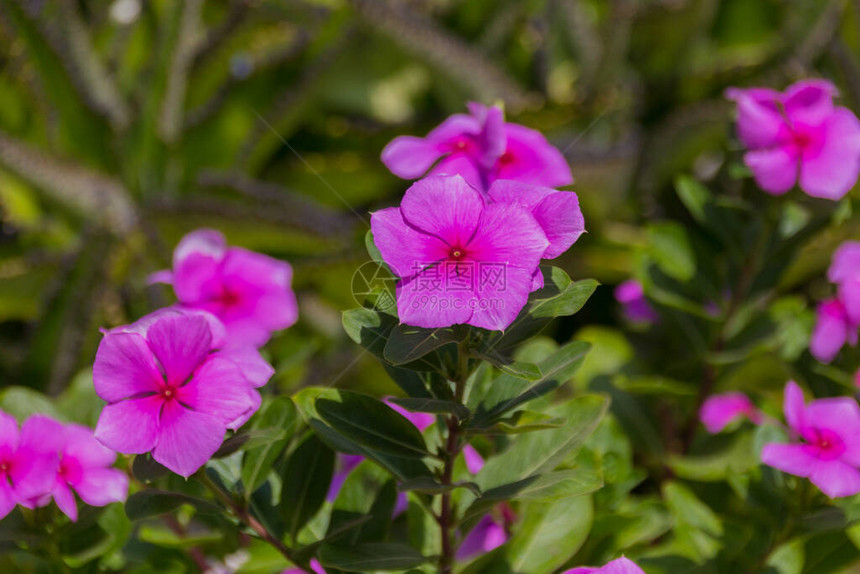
0;412;63;520
381;103;572;192
726;80;860;200
93;308;274;477
371;175;549;331
282;559;325;574
700;392;763;434
32;420;128;522
564;556;645;574
150;229;298;348
456;511;511;562
761;381;860;498
810;298;859;363
828;241;860;325
614;280;658;325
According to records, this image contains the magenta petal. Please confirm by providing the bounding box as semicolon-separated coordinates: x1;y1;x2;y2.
217;347;274;388
396;272;474;328
226;388;262;431
839;280;860;325
384;400;435;432
469;265;534;331
0;481;16;520
95;396;161;455
495;124;573;188
400;176;484;246
530;269;544;292
725;87;786;149
562;569;598;574
73;468;129;507
381;136;445;179
53;480;78;521
810;299;850;362
371;208;449;279
486;179;554;208
145;313;212;387
809;459;860;498
601;557;647;574
10;445;58;503
147;269;173;285
429;153;485;192
799;108;860;200
172;230;226;303
804;398;860;465
93;332;164;402
761;443;816;477
699;392;757;434
467;203;548;274
63;424;116;468
177;356;256;425
532;191;585;259
456;515;507;561
153;401;226;477
744;147;799;195
783;79;838;127
0;411;18;451
828;241;860;284
784;381;807;436
463;444;485;474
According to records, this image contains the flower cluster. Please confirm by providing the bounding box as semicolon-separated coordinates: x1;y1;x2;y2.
374;104;583;331
727;80;860;200
811;241;860;362
93;308;274;477
0;411;127;522
700;392;763;434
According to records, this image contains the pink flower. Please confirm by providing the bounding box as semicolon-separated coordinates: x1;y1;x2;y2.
726;80;860;199
564;556;645;574
36;421;128;522
828;241;860;325
761;381;860;498
371;175;549;331
810;298;858;363
385;399;436;432
282;559;325;574
93;308;273;477
700;392;763;434
614;280;658;324
0;412;62;519
456;513;509;561
150;229;298;348
381;103;572;192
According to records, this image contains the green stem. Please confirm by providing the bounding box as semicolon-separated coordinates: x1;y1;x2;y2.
197;471;303;570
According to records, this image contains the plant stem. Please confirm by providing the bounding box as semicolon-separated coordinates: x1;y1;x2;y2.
197;471;303;570
439;352;469;573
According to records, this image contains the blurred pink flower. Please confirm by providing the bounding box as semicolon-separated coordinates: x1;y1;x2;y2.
810;298;858;363
0;413;62;519
700;392;763;434
726;80;860;199
150;229;298;348
456;513;509;562
37;421;128;522
385;399;436;432
282;559;325;574
93;308;273;477
614;280;658;325
381;103;572;192
828;241;860;325
371;175;548;331
564;556;645;573
761;381;860;498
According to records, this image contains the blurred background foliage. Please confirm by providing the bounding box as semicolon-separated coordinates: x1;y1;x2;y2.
3;0;860;570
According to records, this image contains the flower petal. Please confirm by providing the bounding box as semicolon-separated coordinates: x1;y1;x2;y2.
63;424;116;469
400;175;484;247
428;153;485;192
463;444;485;474
152;401;226;478
73;468;129;507
784;381;807;437
395;271;474;328
810;299;850;363
809;459;860;498
783;79;838;127
172;229;226;304
467;203;548;274
216;347;274;388
839;279;860;325
371;207;449;279
699;392;758;434
601;557;646;574
799;108;860;200
145;312;212;387
93;332;164;402
469;265;534;331
52;480;78;522
725;87;786;149
494;124;573;188
804;398;860;465
227;388;261;431
456;515;507;561
0;481;17;520
177;356;256;426
95;396;161;455
828;241;860;284
0;411;18;452
381;136;445;179
761;442;816;477
744;147;799;195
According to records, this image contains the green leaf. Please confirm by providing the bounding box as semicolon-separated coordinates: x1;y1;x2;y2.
387;397;469;421
383;324;463;365
397;476;481;496
132;455;170;483
0;386;63;420
315;391;431;458
279;433;335;540
124;490;220;521
342;307;396;358
647;221;696;282
354;480;398;543
508;494;593;573
527;275;599;319
469;341;592;428
295;389;435;481
479;469;602;503
475;394;608;491
465;411;565;435
318;542;427;571
675;175;710;223
242;397;298;497
472;348;542;381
